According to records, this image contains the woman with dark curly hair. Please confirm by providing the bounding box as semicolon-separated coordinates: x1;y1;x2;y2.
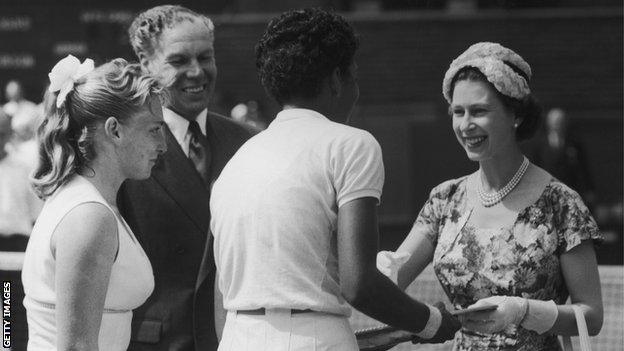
22;55;166;350
377;42;604;350
210;8;460;351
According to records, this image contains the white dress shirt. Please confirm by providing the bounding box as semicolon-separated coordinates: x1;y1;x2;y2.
163;107;208;156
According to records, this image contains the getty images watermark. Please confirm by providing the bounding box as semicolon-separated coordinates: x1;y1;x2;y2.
2;281;10;349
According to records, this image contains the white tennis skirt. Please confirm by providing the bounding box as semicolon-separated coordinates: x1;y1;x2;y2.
218;309;359;351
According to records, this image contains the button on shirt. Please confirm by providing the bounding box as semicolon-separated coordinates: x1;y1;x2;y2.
163;107;208;157
210;108;384;317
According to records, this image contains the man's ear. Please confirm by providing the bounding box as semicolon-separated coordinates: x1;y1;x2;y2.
329;67;342;97
104;117;122;141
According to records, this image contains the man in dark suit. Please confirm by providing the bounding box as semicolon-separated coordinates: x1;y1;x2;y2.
118;5;254;351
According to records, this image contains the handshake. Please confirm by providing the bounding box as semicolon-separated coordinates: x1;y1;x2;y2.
375;251;460;343
355;302;460;351
412;301;461;344
415;295;558;339
405;295;558;345
374;250;560;348
375;251;460;344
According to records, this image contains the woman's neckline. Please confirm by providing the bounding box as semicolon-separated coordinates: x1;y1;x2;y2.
462;172;555;231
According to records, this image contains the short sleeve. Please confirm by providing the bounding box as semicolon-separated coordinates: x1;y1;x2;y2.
553;186;603;253
332;130;384;208
411;179;464;246
410;186;450;246
412;196;439;245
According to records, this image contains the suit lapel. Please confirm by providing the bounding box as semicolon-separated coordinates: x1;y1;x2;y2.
205;115;229;183
195;116;222;291
195;114;243;290
151;126;210;235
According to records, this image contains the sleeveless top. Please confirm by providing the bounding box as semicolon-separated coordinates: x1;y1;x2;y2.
21;175;154;351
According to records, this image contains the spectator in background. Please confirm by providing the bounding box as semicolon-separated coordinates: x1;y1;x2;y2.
8;101;41;170
530;107;595;207
3;79;37;119
230;100;267;131
0;109;41;252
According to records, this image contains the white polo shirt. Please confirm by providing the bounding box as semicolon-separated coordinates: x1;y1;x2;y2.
210;108;384;316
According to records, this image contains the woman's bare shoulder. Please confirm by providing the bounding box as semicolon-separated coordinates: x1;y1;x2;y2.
51;202;118;259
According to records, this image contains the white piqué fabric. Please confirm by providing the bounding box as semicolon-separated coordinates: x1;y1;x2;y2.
211;108;384;317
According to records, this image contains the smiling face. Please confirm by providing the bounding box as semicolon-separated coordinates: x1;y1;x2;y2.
144;19;216;120
119;96;168;179
450;79;518;162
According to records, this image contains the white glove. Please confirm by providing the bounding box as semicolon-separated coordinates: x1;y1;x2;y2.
461;296;528;334
376;250;410;284
462;296;559;334
520;299;559;334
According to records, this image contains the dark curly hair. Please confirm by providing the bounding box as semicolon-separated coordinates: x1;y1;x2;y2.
128;5;214;59
450;67;542;141
255;8;359;105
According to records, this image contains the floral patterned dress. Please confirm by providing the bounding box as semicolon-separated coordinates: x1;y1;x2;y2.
415;176;602;351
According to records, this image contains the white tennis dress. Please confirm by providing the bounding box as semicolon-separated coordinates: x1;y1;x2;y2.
22;175;154;351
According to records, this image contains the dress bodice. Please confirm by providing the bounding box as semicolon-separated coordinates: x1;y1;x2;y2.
414;176;601;351
22;175;154;351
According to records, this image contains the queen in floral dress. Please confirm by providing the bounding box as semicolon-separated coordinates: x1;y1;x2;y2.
377;43;604;350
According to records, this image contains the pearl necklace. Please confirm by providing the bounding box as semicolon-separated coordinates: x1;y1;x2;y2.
477;156;529;207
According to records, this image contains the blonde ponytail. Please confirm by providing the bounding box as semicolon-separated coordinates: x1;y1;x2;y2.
31;58;161;199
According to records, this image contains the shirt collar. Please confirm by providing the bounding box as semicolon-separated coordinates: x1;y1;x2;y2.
163;107;208;144
272;108;329;124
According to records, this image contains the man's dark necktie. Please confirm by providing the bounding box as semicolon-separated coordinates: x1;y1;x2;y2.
188;120;211;186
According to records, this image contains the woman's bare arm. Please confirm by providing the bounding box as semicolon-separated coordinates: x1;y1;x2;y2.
53;203;118;351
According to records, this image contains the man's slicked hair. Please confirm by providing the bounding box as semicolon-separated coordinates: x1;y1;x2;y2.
128;5;215;59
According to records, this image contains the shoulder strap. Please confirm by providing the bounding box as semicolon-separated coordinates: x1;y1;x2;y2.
562;305;592;351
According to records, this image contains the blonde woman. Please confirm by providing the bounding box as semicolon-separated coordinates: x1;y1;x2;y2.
22;56;166;351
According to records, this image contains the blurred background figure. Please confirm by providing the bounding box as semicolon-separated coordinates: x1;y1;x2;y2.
0;109;42;252
3;79;41;171
8;103;41;171
3;80;37;119
230;100;267;131
530;107;595;208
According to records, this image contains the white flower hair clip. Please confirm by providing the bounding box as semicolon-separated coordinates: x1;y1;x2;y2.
48;55;95;108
